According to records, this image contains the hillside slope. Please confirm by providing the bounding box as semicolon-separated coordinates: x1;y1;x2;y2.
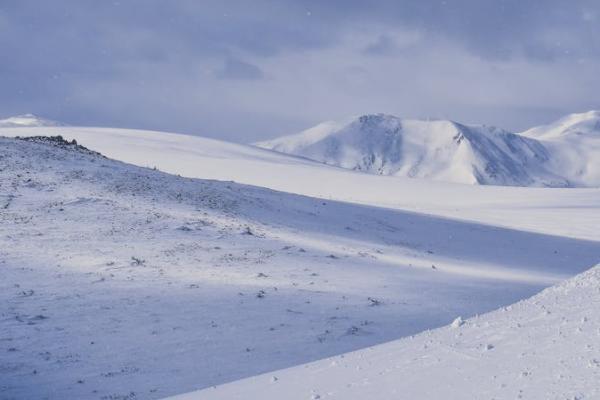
2;125;600;242
170;264;600;400
2;137;599;399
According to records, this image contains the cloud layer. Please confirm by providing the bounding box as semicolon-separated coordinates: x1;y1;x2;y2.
1;0;599;141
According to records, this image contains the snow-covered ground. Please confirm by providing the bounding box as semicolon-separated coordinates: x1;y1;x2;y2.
1;136;599;400
1;124;600;242
1;116;600;400
170;264;600;400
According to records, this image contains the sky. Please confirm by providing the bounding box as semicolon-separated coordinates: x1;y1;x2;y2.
1;0;599;142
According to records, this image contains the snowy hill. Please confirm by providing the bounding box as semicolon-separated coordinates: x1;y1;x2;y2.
0;113;65;127
520;111;600;187
2;136;599;399
2;111;599;189
257;113;600;187
522;110;600;140
169;263;600;400
2;124;600;242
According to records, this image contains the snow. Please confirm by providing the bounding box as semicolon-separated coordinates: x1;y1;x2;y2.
521;110;600;140
450;316;464;328
1;125;600;242
0;113;65;128
169;264;600;400
520;111;600;188
1;136;599;400
257;114;556;186
257;112;600;188
1;114;600;400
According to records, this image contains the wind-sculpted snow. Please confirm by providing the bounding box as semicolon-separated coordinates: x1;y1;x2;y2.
2;137;599;399
258;112;600;187
171;264;600;400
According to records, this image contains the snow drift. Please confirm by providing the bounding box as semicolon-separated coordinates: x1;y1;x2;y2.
166;263;600;400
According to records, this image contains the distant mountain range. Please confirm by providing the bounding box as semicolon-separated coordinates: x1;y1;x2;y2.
257;111;600;187
2;111;599;187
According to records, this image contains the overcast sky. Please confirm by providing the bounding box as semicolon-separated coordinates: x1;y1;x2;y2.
1;0;599;142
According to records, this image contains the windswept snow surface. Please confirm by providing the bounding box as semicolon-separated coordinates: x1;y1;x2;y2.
1;125;600;241
169;264;600;400
1;137;599;399
257;112;600;188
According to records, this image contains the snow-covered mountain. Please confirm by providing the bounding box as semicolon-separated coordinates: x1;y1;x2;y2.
520;111;600;187
2;111;599;188
0;113;65;127
257;112;600;187
522;110;600;139
256;114;555;186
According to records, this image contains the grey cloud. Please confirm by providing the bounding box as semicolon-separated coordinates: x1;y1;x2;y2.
303;0;600;62
0;0;599;142
216;58;264;80
363;35;398;56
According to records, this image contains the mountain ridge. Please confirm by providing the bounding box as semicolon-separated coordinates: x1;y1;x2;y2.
2;110;599;187
256;112;600;187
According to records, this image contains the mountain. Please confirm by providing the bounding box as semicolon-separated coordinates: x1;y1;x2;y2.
520;111;600;187
2;111;599;187
521;110;600;139
0;113;65;127
257;113;600;187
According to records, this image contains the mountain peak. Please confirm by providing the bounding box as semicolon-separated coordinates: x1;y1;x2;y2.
572;110;600;118
521;110;600;139
256;113;561;186
557;110;600;126
356;113;396;124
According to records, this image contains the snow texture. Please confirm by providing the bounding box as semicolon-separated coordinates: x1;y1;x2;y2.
1;116;599;399
169;264;600;400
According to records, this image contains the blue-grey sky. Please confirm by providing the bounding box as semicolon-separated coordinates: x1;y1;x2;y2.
1;0;599;142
